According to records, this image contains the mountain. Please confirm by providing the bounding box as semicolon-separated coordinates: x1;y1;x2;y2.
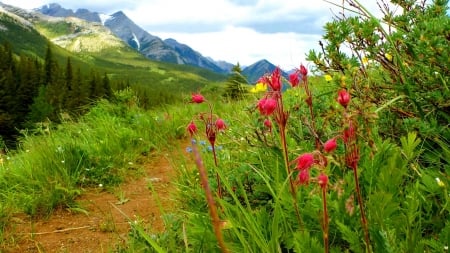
0;2;226;90
35;3;229;73
242;59;288;84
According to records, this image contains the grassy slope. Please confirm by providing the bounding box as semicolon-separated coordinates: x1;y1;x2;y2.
0;14;226;94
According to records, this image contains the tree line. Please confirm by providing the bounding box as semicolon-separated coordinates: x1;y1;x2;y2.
0;42;115;146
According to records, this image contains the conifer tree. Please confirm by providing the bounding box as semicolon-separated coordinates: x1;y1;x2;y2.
223;63;248;100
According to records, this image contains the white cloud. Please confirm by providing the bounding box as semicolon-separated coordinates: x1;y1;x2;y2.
155;25;321;70
2;0;400;69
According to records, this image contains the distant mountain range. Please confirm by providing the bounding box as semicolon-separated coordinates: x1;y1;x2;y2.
0;2;286;83
35;3;286;82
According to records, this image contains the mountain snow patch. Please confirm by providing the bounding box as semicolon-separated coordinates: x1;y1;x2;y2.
99;13;112;25
132;32;140;50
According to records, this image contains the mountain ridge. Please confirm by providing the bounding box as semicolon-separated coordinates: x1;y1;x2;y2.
34;2;285;79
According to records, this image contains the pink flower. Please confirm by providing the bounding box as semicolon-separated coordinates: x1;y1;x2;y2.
191;93;205;103
215;118;226;131
257;97;277;116
337;89;350;108
187;121;197;136
323;138;337;153
263;119;272;132
298;169;310;186
296;153;314;170
299;64;308;76
317;173;328;189
289;72;300;87
264;67;282;91
342;122;356;144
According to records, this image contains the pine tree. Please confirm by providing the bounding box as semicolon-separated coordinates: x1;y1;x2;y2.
223;63;248;100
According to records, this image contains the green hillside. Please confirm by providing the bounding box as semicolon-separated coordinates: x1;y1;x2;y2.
0;12;226;93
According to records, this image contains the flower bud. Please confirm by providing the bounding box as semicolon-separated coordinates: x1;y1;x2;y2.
263;119;272;132
337;89;350;108
298;169;310;186
187;121;197;136
191;93;205;103
299;64;308;76
318;173;328;189
215;118;226;131
323;138;337;153
257;97;277;116
289;72;300;87
296;153;314;171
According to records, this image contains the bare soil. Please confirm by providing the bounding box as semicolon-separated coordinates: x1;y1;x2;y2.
1;143;186;253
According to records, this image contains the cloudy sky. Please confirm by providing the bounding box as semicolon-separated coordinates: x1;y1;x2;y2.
1;0;386;70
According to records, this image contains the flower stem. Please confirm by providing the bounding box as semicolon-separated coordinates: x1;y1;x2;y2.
353;166;371;253
211;144;223;198
321;186;329;253
191;139;228;253
279;124;303;227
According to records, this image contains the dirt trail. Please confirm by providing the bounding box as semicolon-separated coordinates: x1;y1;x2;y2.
2;142;186;253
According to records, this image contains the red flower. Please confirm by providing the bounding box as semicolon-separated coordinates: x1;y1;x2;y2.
299;64;308;76
317;173;328;189
296;153;314;170
337;89;350;108
298;169;310;186
267;67;282;91
263;118;272;132
187;121;197;136
342;122;356;144
323;138;337;153
289;72;300;87
257;97;277;116
215;118;226;131
191;93;205;103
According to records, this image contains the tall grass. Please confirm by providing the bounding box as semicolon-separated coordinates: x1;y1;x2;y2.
0;89;188;229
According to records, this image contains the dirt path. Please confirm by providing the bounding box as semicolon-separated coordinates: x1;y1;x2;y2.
2;143;186;252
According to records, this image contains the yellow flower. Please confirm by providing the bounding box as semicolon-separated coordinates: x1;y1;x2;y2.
385;53;393;62
324;75;332;82
362;57;369;65
251;82;267;93
436;177;445;187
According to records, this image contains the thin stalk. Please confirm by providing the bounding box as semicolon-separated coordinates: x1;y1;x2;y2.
321;186;329;253
274;94;302;227
211;144;222;198
303;80;321;150
279;124;303;227
191;139;228;253
353;165;371;253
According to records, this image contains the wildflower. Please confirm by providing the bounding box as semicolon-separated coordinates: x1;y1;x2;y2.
262;67;282;91
436;177;445;187
337;89;350;108
324;75;332;82
298;169;310;185
257;97;277;116
215;118;227;131
323;138;337;153
289;72;300;87
187;121;197;136
299;64;308;76
263;118;272;132
296;153;314;170
186;146;193;153
362;57;369;65
384;53;393;62
250;82;267;93
191;93;205;103
317;173;328;189
342;122;356;144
